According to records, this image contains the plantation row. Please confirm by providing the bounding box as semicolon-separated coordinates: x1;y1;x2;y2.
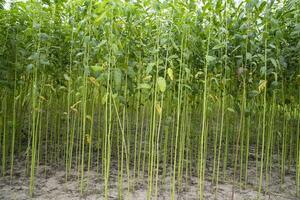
0;0;300;199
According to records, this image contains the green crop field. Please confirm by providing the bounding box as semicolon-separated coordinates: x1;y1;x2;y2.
0;0;299;199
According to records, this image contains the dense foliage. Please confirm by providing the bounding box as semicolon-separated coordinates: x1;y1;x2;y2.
0;0;300;199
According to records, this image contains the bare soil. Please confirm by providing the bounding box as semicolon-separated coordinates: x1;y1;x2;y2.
0;160;298;200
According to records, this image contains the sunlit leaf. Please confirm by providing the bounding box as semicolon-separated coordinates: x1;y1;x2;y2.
167;68;174;81
157;77;166;92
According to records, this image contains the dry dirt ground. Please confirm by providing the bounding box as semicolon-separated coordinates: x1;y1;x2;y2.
0;160;298;200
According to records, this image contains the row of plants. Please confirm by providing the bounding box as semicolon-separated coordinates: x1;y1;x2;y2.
0;0;299;199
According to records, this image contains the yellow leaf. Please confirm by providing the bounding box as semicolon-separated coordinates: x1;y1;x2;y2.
167;68;174;80
258;80;267;93
155;103;162;115
157;77;166;92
